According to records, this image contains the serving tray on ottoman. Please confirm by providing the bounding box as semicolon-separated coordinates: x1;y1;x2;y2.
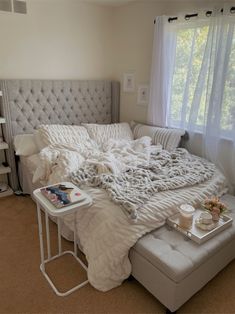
130;194;235;313
166;209;233;244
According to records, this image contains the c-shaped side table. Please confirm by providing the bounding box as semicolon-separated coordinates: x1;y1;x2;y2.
33;182;92;297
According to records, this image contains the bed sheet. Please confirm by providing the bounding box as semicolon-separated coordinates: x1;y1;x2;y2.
19;155;41;195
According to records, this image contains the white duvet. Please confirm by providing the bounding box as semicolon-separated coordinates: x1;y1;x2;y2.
33;137;227;291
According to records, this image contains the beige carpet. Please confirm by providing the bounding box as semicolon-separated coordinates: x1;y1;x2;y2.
0;195;235;314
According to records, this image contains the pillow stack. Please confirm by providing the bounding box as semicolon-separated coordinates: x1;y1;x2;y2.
14;123;134;156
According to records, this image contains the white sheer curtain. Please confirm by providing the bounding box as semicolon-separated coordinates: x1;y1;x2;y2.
149;7;235;193
147;16;176;127
203;10;235;193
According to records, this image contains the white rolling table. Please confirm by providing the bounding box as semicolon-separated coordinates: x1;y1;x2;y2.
33;182;92;297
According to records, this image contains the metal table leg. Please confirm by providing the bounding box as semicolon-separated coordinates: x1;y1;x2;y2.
36;201;89;296
45;212;51;259
57;217;62;254
37;203;45;272
74;212;77;256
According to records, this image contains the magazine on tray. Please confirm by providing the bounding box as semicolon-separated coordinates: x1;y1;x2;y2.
40;183;86;208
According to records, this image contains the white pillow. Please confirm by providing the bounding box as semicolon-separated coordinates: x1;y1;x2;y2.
14;134;39;156
131;121;185;151
35;124;92;149
82;122;133;145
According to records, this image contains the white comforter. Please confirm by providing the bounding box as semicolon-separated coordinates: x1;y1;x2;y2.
33;137;227;291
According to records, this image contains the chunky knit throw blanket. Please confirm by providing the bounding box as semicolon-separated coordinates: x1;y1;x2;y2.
71;148;215;220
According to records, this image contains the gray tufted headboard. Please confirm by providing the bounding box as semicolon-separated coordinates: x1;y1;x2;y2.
0;79;120;191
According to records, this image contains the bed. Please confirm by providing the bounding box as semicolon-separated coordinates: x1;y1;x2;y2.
1;79;234;313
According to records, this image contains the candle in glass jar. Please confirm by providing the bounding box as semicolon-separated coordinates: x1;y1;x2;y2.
179;204;195;229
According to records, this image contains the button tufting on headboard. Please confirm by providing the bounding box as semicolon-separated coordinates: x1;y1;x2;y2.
0;79;120;191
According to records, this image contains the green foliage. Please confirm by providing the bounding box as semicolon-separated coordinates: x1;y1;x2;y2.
169;23;235;136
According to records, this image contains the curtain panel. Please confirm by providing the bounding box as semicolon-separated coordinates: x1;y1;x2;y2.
149;6;235;193
147;16;176;127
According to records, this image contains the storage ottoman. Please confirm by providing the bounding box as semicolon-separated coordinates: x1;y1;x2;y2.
130;194;235;312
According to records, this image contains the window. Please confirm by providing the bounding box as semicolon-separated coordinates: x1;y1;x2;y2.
167;20;235;138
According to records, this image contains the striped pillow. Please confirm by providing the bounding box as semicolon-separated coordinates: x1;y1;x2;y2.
82;122;133;146
35;124;91;150
131;121;185;151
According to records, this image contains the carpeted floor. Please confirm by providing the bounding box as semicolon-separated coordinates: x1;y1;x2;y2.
0;195;235;314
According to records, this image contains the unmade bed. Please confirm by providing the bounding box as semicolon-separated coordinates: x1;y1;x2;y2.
16;152;235;312
0;79;233;312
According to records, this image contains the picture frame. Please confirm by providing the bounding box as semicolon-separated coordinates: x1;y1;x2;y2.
0;0;12;12
137;84;149;105
0;0;27;13
13;0;27;14
123;73;135;92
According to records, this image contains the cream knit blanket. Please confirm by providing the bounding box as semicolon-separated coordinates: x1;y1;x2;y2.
71;148;215;220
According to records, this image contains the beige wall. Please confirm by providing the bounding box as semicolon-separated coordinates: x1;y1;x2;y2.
0;0;114;79
0;0;115;176
0;0;225;119
112;0;225;123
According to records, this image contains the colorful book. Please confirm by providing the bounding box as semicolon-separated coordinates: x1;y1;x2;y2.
40;184;86;208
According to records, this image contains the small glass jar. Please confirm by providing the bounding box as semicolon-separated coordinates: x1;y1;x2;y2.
199;212;213;225
179;204;195;229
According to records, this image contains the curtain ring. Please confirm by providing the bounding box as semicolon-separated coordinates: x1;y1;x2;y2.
206;11;212;17
185;13;197;20
230;7;235;14
168;17;177;23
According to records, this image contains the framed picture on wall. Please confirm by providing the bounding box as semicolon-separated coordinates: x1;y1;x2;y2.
123;73;135;92
137;84;149;105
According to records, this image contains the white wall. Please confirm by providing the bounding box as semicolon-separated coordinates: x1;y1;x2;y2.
0;0;114;79
112;0;225;123
0;0;225;107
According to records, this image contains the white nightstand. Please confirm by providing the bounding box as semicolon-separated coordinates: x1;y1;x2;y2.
33;182;92;296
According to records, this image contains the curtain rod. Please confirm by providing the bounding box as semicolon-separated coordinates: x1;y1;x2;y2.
153;6;235;24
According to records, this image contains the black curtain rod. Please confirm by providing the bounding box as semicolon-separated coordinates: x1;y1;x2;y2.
153;6;235;24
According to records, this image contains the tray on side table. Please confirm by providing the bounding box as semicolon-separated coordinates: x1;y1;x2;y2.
167;209;233;244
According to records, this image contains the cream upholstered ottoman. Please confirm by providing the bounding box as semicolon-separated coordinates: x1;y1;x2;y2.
130;195;235;313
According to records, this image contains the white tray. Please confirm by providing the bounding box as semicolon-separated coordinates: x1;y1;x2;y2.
167;209;233;244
